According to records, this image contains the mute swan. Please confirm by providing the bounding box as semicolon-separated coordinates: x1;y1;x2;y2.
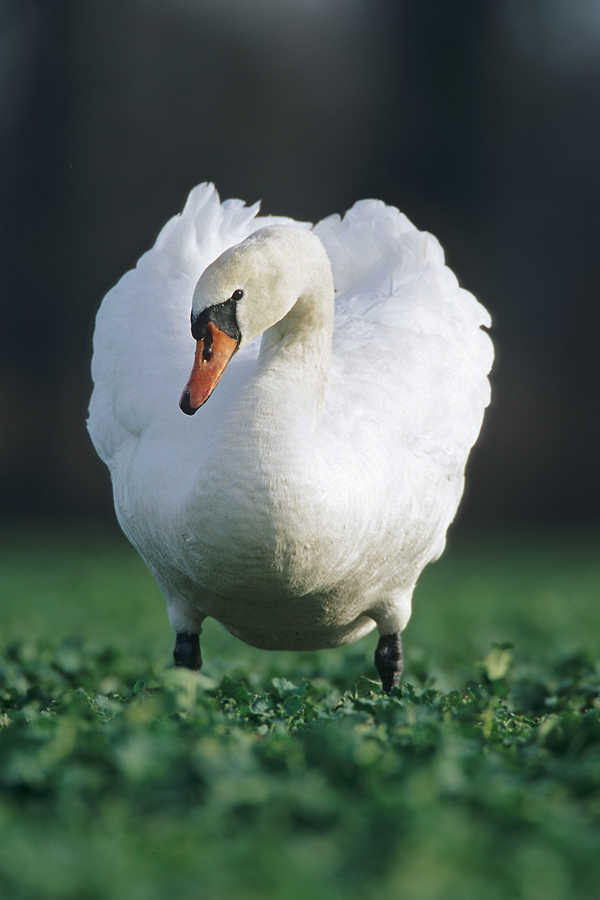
88;183;493;692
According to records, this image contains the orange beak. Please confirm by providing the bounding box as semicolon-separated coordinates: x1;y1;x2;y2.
179;321;239;415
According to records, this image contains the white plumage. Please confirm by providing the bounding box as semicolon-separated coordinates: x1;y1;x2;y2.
88;183;493;690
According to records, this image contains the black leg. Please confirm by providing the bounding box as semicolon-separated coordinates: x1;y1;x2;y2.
375;632;403;693
173;632;202;671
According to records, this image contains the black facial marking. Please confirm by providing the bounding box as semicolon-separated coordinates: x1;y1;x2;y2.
202;330;212;362
191;294;242;344
202;327;213;361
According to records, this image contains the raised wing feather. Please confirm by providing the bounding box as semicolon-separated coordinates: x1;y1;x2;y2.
314;200;493;474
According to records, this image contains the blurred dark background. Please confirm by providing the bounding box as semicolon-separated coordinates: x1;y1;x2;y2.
2;0;599;528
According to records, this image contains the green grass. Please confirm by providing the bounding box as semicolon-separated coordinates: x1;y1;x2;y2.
0;521;599;900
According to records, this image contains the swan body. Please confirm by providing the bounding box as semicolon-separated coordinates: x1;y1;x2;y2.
88;183;493;689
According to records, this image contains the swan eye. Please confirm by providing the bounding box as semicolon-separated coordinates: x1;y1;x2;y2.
231;289;244;302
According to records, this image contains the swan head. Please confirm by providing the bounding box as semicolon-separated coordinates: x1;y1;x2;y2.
180;225;333;415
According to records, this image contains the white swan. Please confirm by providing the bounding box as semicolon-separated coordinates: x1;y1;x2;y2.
88;183;493;691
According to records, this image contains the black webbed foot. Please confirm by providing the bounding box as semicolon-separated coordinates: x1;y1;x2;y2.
173;632;202;671
374;632;403;693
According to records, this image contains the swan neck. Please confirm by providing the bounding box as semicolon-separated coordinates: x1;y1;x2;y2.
255;286;334;422
261;287;333;351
